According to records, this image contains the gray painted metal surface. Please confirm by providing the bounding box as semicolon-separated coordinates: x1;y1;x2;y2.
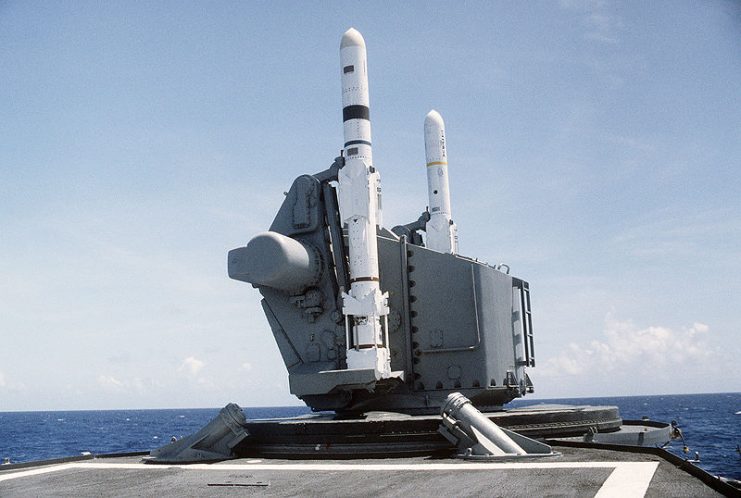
229;164;535;413
228;404;623;459
439;392;554;458
149;404;248;463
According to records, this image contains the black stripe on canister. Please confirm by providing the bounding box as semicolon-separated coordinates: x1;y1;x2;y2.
350;276;380;283
344;140;372;147
343;105;370;122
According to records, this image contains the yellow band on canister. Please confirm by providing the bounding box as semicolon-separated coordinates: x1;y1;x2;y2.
426;161;448;167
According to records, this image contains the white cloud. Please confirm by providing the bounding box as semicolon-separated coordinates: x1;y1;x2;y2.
97;375;125;391
543;351;585;376
0;371;26;393
539;315;714;379
559;0;622;44
179;356;205;377
241;362;252;371
605;134;655;152
610;208;741;267
689;322;708;335
94;375;163;399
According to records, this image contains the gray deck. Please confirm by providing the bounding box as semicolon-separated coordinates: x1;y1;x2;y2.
0;446;724;497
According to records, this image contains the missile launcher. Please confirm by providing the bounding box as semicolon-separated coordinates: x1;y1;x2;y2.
228;28;534;414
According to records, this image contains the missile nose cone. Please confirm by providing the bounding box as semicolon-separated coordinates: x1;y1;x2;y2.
341;28;366;49
425;109;444;128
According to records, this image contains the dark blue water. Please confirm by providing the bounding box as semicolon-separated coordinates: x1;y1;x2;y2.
0;406;310;464
1;393;738;479
510;392;741;479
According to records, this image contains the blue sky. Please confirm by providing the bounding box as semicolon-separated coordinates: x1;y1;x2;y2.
1;1;739;410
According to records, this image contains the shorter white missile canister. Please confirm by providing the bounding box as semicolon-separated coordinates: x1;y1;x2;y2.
424;110;458;253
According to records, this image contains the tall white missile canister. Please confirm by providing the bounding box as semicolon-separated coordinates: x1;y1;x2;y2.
424;110;458;253
337;28;391;378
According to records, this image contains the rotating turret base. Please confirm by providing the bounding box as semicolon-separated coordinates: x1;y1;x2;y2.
232;404;630;459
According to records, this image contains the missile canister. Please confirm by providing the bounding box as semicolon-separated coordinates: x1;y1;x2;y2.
337;28;391;377
424;110;458;254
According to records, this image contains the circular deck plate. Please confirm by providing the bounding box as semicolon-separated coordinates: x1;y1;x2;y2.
234;405;621;458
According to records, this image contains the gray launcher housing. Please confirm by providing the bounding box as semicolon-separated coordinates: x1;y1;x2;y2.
228;159;535;413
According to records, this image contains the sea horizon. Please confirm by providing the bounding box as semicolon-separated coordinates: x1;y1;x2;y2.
2;392;739;479
2;390;739;414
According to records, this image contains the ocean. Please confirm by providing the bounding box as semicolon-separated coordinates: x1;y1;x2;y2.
509;392;741;480
1;392;738;480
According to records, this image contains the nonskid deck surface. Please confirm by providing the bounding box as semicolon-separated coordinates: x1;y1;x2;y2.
0;447;723;497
